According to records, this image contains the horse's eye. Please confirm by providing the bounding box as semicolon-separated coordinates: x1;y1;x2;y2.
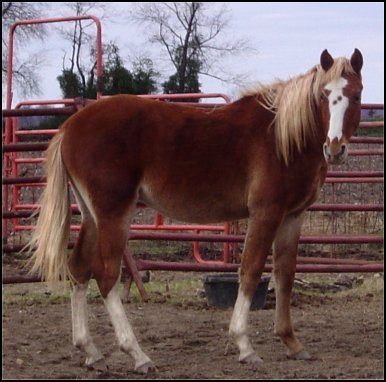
351;94;361;103
320;89;331;101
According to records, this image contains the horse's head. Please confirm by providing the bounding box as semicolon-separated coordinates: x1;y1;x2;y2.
319;49;363;164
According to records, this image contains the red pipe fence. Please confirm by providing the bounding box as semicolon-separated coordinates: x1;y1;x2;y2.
2;17;383;289
2;99;384;283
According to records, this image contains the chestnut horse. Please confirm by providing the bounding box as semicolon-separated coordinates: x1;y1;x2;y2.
28;49;363;373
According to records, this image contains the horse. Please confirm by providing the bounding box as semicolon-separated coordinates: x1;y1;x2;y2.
27;48;363;373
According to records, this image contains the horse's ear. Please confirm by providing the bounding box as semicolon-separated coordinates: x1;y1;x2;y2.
350;48;363;74
320;49;334;72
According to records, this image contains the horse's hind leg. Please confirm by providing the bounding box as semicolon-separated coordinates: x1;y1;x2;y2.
71;282;106;369
69;217;106;369
93;215;156;374
272;213;311;360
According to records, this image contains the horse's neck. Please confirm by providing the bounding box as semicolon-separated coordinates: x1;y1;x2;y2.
292;119;328;180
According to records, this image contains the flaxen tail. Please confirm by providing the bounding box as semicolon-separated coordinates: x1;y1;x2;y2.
26;130;72;288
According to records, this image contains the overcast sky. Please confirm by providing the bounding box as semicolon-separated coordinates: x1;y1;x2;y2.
4;2;384;106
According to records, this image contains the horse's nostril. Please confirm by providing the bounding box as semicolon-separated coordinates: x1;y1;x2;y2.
323;143;328;155
339;145;347;157
323;143;331;161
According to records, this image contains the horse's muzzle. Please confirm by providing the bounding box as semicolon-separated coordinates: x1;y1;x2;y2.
323;142;348;165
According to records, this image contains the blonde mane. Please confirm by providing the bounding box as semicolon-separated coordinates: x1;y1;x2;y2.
242;58;356;166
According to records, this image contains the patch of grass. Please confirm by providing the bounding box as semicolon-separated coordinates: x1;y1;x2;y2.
336;276;383;298
2;279;102;305
292;273;384;299
2;284;70;305
2;274;206;307
3;272;382;310
126;276;205;307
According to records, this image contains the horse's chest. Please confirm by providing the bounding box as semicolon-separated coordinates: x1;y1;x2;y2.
287;166;327;215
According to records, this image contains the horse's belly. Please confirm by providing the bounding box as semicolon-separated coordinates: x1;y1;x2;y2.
138;183;248;224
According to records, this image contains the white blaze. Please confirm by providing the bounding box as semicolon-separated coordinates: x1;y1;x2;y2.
324;77;349;141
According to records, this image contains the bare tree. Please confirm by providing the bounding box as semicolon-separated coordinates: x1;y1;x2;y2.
57;2;109;96
2;2;48;98
131;2;251;91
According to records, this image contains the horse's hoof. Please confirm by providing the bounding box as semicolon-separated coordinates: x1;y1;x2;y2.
287;349;312;360
134;361;157;374
85;357;108;372
239;352;264;364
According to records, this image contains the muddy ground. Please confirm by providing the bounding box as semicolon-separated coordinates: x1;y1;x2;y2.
2;269;384;380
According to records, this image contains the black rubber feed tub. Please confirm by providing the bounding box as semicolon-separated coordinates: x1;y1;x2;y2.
203;273;270;310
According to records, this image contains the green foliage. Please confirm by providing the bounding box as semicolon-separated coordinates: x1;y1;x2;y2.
102;65;134;95
57;70;82;98
132;65;159;95
162;45;201;97
57;42;158;99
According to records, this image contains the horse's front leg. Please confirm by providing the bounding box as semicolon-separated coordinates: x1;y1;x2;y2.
272;213;311;360
229;210;283;363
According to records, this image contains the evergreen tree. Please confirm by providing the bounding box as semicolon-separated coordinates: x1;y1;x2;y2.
57;43;158;99
57;70;83;98
162;45;201;95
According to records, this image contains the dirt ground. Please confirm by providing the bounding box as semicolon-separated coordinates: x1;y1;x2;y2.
2;269;384;380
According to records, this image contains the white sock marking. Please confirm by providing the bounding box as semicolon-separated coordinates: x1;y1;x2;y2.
229;289;256;360
103;283;152;368
71;283;104;365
